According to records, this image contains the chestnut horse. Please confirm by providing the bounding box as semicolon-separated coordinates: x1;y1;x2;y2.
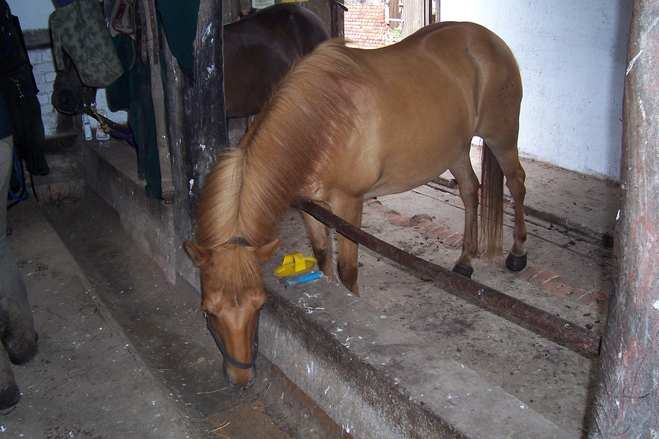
224;3;330;118
185;22;528;389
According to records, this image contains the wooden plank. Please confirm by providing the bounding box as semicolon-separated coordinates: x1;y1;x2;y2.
189;0;229;214
588;0;659;436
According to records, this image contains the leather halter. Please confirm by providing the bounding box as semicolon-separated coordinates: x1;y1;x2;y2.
206;235;259;370
228;236;251;246
205;312;259;370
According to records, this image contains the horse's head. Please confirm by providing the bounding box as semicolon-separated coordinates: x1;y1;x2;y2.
185;238;282;389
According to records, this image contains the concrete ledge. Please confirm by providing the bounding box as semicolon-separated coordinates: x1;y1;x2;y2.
81;138;178;284
261;257;571;439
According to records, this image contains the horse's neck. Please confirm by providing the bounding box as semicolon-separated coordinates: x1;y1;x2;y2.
237;139;311;243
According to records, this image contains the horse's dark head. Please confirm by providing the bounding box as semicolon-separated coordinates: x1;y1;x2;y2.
185;238;281;389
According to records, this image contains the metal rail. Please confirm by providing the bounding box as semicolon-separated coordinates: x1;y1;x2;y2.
295;197;601;357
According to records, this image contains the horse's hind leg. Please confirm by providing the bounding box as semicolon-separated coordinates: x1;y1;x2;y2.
482;137;528;271
502;154;527;271
449;146;480;278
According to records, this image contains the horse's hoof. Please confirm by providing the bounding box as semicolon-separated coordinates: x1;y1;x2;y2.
506;253;527;272
452;264;473;278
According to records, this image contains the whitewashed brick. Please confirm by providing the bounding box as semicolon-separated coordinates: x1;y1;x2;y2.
28;51;42;64
41;113;57;137
40;50;53;63
31;61;52;75
37;93;50;105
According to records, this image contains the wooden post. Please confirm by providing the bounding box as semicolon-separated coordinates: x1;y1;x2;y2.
159;30;198;277
188;0;228;215
401;0;427;38
140;0;176;203
588;0;659;436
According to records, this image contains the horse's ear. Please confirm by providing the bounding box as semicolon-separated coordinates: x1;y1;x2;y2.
185;241;210;266
253;238;282;263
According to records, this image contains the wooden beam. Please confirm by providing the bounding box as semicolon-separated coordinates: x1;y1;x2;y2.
189;0;229;214
588;0;659;436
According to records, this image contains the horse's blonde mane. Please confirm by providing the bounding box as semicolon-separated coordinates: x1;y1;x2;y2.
195;41;370;251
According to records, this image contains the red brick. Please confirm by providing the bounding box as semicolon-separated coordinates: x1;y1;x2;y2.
446;235;464;248
552;284;575;296
518;264;543;281
410;220;433;230
435;229;457;242
427;226;450;239
385;211;407;226
419;223;443;236
404;214;433;227
529;270;560;286
414;221;436;234
575;291;594;306
541;279;565;293
443;232;463;247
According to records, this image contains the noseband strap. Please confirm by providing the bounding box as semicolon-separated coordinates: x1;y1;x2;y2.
205;313;259;370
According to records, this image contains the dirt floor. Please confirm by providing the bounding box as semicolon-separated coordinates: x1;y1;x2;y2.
2;141;618;438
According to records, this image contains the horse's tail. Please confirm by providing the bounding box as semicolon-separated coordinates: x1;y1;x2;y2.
479;144;504;259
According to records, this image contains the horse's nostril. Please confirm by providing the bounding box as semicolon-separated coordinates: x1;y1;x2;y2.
224;363;257;390
228;373;256;390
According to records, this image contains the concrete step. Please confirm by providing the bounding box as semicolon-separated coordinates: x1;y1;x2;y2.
5;198;203;438
30;134;85;202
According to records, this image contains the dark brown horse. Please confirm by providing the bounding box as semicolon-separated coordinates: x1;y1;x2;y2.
224;3;330;118
186;22;527;388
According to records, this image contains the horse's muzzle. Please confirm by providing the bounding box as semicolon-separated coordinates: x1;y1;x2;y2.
205;313;259;389
224;362;257;390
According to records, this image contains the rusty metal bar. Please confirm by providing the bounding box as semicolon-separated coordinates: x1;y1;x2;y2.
296;197;601;357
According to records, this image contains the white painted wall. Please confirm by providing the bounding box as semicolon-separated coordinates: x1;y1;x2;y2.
441;0;632;180
7;0;53;30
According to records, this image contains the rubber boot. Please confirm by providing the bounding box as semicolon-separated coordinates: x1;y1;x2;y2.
0;346;20;409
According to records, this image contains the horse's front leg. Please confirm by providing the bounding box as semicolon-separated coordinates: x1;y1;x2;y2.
301;211;337;282
333;197;364;296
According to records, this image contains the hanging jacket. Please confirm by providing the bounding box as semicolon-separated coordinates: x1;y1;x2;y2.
50;0;124;88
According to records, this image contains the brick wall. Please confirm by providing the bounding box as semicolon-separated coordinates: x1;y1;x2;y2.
28;48;59;136
345;1;387;48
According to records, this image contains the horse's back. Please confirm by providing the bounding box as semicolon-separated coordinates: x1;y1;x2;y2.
351;22;522;138
311;22;522;198
257;4;329;53
224;4;329;117
358;22;520;103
